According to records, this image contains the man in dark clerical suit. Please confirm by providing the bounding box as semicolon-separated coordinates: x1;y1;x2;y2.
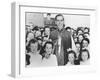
50;14;76;66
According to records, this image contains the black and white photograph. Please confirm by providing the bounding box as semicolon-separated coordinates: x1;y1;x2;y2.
25;12;90;67
10;1;97;78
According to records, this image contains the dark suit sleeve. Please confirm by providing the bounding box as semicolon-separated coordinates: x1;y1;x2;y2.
50;30;58;43
26;54;30;65
62;31;72;50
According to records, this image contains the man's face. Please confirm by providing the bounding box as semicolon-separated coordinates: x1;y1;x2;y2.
56;16;64;30
27;33;34;42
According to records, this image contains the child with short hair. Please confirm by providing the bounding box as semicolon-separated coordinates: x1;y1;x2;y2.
66;50;76;66
79;49;90;65
41;41;57;66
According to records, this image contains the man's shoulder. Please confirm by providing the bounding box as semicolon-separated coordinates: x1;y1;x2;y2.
63;29;71;35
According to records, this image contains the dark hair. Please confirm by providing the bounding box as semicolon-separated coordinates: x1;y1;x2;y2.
75;42;81;46
81;38;90;45
36;37;42;41
32;26;39;31
79;49;90;61
84;27;90;32
44;26;50;31
67;50;77;61
43;41;54;49
55;14;64;21
65;26;71;31
77;28;83;35
84;32;89;36
27;39;40;52
47;13;51;16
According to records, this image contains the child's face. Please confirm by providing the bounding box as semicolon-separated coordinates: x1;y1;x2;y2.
28;23;34;29
30;43;38;53
78;35;83;42
43;37;48;41
84;33;89;38
76;44;80;52
56;16;64;30
71;29;74;34
68;53;75;62
45;44;53;55
27;33;34;41
84;29;89;33
78;30;83;35
67;29;71;32
82;40;88;48
45;28;50;35
35;31;41;37
81;51;88;61
74;38;77;42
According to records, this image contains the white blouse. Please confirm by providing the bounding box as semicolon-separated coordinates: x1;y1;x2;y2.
26;52;42;67
80;59;90;65
65;62;74;66
41;54;58;67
